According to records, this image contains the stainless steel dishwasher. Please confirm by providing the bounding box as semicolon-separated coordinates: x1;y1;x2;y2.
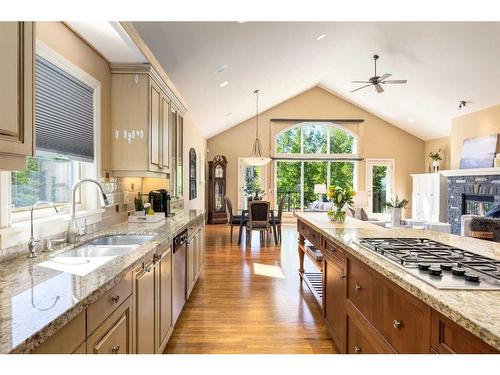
172;229;187;325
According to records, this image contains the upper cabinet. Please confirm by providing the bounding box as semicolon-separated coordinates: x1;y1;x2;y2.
110;64;186;178
0;22;35;171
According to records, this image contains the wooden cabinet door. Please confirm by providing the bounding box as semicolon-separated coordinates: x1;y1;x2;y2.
155;247;173;354
87;296;133;354
149;81;161;171
346;315;385;354
324;259;345;352
431;310;497;354
134;263;155;354
160;94;170;170
378;281;431;353
0;21;34;169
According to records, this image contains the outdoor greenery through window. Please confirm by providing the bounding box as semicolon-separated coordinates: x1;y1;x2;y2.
275;123;357;211
11;151;82;211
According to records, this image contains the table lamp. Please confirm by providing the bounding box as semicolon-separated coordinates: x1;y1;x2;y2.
353;191;369;208
314;184;327;202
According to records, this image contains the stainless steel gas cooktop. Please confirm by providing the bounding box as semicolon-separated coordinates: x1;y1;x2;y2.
358;237;500;290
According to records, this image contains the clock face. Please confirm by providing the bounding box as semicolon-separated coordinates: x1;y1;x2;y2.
215;164;224;178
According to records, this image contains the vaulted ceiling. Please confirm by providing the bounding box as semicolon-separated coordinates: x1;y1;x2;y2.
130;22;500;140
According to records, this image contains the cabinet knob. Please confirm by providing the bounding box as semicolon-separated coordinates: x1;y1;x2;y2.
340;274;346;279
354;346;362;353
393;319;402;329
111;345;120;354
355;283;362;291
111;295;120;304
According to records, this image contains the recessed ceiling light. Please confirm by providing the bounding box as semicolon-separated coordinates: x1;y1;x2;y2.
225;113;232;117
219;81;229;88
408;118;415;122
237;21;246;24
316;34;326;41
216;64;227;73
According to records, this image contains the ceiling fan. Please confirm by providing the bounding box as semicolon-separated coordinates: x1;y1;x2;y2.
351;55;407;93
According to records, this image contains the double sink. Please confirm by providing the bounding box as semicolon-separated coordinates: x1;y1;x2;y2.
40;234;155;276
60;235;155;258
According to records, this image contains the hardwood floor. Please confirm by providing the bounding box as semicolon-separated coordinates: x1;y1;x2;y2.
165;223;337;354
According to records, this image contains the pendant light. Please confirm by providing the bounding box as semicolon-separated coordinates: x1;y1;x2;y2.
243;89;271;166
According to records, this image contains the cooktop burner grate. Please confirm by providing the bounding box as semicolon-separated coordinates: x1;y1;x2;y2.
358;237;500;290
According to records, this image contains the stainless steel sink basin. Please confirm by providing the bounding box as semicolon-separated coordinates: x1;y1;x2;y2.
59;234;154;258
87;235;155;247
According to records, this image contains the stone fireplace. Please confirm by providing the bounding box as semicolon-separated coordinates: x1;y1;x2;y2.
447;174;500;234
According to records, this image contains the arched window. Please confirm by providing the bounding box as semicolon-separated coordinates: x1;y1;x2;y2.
274;122;358;211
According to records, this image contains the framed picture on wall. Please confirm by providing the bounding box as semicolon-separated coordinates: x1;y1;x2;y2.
459;133;498;169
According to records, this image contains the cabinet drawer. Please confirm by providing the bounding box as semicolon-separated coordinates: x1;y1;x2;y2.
87;295;133;354
431;310;497;354
298;221;322;248
378;281;431;353
346;256;379;323
323;238;344;266
346;316;381;354
32;311;86;354
87;272;132;335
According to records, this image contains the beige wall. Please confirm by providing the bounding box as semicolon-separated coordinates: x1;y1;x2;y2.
207;86;425;213
450;104;500;169
424;136;451;171
36;22;112;171
183;114;207;210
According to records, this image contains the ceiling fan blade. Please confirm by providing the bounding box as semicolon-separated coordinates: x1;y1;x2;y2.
378;73;392;81
375;84;384;93
382;79;407;84
351;81;370;83
350;84;371;93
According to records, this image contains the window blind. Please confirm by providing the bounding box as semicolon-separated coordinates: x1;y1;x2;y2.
35;56;94;162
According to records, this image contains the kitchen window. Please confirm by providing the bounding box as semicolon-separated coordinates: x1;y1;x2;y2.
0;42;101;227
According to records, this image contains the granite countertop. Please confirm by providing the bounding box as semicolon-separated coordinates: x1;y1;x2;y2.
0;209;205;354
295;212;500;351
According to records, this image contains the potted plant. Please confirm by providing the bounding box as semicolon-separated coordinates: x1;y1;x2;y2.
326;185;356;223
428;149;443;172
385;195;409;227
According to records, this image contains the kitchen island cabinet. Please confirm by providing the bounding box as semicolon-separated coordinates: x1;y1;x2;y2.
295;212;500;354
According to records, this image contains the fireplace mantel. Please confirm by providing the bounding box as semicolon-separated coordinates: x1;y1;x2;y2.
441;167;500;177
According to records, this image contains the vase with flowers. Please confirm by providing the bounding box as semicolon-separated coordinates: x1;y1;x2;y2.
326;185;356;223
428;149;443;173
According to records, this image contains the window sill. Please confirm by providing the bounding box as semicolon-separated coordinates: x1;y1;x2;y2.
0;208;105;250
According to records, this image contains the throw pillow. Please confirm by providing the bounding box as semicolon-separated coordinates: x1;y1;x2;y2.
485;205;500;218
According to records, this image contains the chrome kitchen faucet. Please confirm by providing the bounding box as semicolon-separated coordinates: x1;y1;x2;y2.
67;179;109;244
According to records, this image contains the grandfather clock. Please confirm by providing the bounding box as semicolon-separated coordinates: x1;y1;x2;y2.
208;155;228;224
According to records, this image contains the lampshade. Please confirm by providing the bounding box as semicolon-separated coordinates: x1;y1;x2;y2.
314;184;327;194
243;156;272;166
353;191;369;208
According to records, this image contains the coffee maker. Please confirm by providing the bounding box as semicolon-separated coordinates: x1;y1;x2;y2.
148;189;171;216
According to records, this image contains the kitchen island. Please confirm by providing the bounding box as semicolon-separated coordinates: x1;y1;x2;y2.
294;212;500;353
0;209;205;354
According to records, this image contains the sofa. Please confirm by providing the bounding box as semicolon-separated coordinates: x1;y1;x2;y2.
461;214;500;242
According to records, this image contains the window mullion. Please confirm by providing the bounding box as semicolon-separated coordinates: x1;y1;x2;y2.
300;161;304;211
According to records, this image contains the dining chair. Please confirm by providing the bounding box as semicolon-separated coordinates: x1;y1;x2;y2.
224;196;246;242
271;195;285;243
247;200;271;245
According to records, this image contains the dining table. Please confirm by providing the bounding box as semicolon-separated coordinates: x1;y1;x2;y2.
236;208;279;245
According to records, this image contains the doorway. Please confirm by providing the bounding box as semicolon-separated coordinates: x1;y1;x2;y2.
366;159;394;218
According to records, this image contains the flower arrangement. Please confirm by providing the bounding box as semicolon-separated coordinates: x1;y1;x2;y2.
428;149;443;162
385;195;408;227
326;185;356;223
385;195;409;209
